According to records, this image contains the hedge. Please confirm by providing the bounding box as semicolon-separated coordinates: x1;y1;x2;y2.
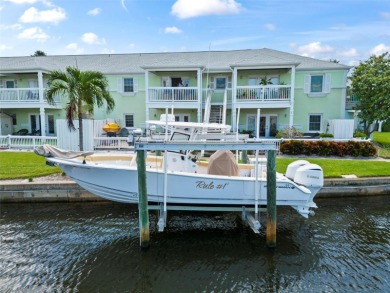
280;140;377;157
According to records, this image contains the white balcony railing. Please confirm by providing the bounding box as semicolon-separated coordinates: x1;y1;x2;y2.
236;85;291;102
0;88;61;104
148;87;198;102
0;135;58;149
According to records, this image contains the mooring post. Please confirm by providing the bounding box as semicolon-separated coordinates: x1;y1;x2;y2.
266;150;277;248
241;150;248;164
136;149;150;248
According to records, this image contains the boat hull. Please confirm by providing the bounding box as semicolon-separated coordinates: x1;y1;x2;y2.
49;158;319;217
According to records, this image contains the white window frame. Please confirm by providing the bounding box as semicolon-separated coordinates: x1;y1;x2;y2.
117;77;138;95
308;114;322;132
209;76;232;90
304;73;331;96
124;113;135;128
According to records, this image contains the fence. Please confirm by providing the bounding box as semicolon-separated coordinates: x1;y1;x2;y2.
0;135;58;149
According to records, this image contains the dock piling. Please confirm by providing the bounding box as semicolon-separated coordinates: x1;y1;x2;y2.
136;150;150;248
266;150;277;248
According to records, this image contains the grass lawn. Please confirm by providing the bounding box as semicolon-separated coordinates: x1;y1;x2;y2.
373;131;390;147
373;132;390;159
0;151;61;180
276;157;390;178
0;150;389;180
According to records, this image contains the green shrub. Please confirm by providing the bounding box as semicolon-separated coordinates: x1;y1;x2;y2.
319;133;334;138
353;131;367;138
276;127;303;139
280;140;377;157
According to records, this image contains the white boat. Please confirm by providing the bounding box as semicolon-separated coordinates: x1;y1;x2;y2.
36;115;324;218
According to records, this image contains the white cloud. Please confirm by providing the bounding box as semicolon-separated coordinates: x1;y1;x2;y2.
370;44;390;55
65;43;84;54
296;42;333;57
101;48;115;54
121;0;127;11
88;8;101;16
172;0;242;19
17;27;49;42
128;43;135;48
380;12;390;19
19;7;66;25
164;26;182;34
4;0;54;6
264;23;276;31
339;48;358;57
0;23;23;30
81;32;106;45
0;44;13;51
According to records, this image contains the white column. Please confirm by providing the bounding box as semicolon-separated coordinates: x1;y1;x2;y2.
38;71;46;136
197;68;202;122
145;70;149;121
232;67;238;132
289;66;296;127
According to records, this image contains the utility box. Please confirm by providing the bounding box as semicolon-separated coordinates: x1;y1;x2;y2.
0;113;13;135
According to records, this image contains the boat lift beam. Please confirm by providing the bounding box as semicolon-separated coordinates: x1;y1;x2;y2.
135;140;278;152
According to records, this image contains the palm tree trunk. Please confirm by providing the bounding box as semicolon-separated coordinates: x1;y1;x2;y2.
78;99;84;151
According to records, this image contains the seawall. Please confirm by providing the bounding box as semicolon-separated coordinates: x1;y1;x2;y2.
1;177;389;203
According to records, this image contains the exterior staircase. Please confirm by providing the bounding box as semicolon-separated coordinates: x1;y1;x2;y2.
209;105;223;124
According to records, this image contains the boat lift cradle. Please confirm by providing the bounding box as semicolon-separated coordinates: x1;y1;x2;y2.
135;140;279;234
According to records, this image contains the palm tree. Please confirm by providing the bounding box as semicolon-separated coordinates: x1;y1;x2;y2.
46;66;115;151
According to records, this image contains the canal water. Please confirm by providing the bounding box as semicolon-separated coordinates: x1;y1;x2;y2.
1;196;389;292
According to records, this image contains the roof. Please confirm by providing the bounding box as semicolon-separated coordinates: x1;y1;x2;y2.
0;48;351;74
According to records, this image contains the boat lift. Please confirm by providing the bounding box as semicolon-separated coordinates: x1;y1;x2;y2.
134;140;278;248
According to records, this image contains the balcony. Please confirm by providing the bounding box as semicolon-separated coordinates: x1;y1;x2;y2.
0;88;61;108
345;94;359;110
148;87;199;104
236;85;291;103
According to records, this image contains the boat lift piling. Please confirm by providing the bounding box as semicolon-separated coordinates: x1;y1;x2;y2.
135;140;278;248
136;149;150;249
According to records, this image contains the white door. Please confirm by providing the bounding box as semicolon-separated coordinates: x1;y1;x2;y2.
248;114;278;137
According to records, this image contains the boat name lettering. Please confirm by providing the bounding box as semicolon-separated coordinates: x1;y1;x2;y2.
307;175;319;179
195;181;229;190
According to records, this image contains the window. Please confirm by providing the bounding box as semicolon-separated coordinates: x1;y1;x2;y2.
311;75;323;92
47;115;55;134
6;80;16;88
304;74;331;95
118;77;137;94
124;78;134;93
209;76;232;89
309;114;322;132
124;114;134;127
216;77;226;89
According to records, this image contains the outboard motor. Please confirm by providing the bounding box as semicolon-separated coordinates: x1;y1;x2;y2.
294;164;324;188
286;160;310;180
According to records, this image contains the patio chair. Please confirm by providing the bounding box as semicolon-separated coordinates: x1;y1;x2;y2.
12;129;28;135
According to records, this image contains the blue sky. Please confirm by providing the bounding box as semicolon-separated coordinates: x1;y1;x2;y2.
0;0;389;65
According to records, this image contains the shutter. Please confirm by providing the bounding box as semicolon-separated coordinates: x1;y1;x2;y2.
14;80;18;88
133;77;138;93
304;75;310;94
0;80;4;88
209;76;215;89
227;76;232;88
324;74;331;93
117;77;123;93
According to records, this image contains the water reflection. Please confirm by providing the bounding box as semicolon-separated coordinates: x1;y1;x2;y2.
0;197;389;292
